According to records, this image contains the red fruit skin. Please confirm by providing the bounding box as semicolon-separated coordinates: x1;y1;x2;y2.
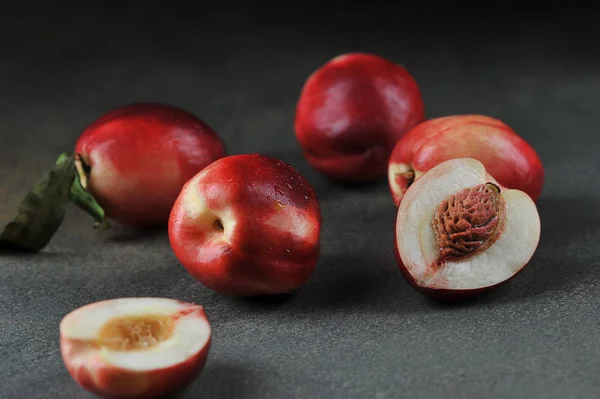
75;103;227;227
168;153;322;296
294;52;425;182
388;114;544;206
60;307;211;399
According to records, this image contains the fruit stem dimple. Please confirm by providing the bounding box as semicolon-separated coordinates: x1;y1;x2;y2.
213;219;224;232
391;164;416;196
399;169;415;187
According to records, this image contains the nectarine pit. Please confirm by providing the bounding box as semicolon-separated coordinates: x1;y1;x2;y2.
96;314;175;351
433;183;505;264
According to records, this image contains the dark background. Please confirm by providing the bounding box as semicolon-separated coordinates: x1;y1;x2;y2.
1;2;599;398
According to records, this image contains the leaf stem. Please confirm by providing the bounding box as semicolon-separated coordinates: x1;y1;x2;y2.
71;154;109;230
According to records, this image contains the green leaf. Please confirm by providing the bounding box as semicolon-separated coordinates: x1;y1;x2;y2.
0;152;77;252
0;152;110;253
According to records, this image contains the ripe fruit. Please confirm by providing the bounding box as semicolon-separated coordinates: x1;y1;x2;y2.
59;297;211;398
74;103;227;227
394;158;541;300
169;153;322;296
294;52;425;183
388;114;544;206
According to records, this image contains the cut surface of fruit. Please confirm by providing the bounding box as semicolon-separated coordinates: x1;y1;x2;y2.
60;297;211;398
96;313;175;351
394;158;541;295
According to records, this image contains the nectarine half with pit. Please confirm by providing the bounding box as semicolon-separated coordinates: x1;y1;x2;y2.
394;158;541;300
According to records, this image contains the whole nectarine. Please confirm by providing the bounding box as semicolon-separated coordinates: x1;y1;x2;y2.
295;52;425;183
169;153;322;296
75;103;227;226
388;114;544;206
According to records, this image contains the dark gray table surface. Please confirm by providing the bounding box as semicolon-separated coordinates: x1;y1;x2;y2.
1;4;599;399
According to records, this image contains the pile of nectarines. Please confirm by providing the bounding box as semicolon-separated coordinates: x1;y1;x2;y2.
2;52;544;398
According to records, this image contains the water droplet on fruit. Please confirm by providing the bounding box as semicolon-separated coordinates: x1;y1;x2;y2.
274;187;284;195
304;195;308;200
276;201;287;208
286;249;291;253
286;183;292;189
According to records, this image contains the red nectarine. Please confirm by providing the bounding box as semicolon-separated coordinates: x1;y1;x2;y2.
394;158;541;300
168;153;322;296
75;103;227;226
295;52;425;183
388;114;544;206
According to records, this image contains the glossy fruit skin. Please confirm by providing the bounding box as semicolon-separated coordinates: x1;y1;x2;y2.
388;114;544;206
294;52;425;183
75;103;227;226
60;306;211;399
168;154;322;296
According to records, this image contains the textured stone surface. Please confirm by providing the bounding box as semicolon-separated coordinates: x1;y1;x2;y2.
1;4;599;399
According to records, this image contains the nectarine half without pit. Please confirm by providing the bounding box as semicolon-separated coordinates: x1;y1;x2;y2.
394;158;541;300
59;297;211;398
